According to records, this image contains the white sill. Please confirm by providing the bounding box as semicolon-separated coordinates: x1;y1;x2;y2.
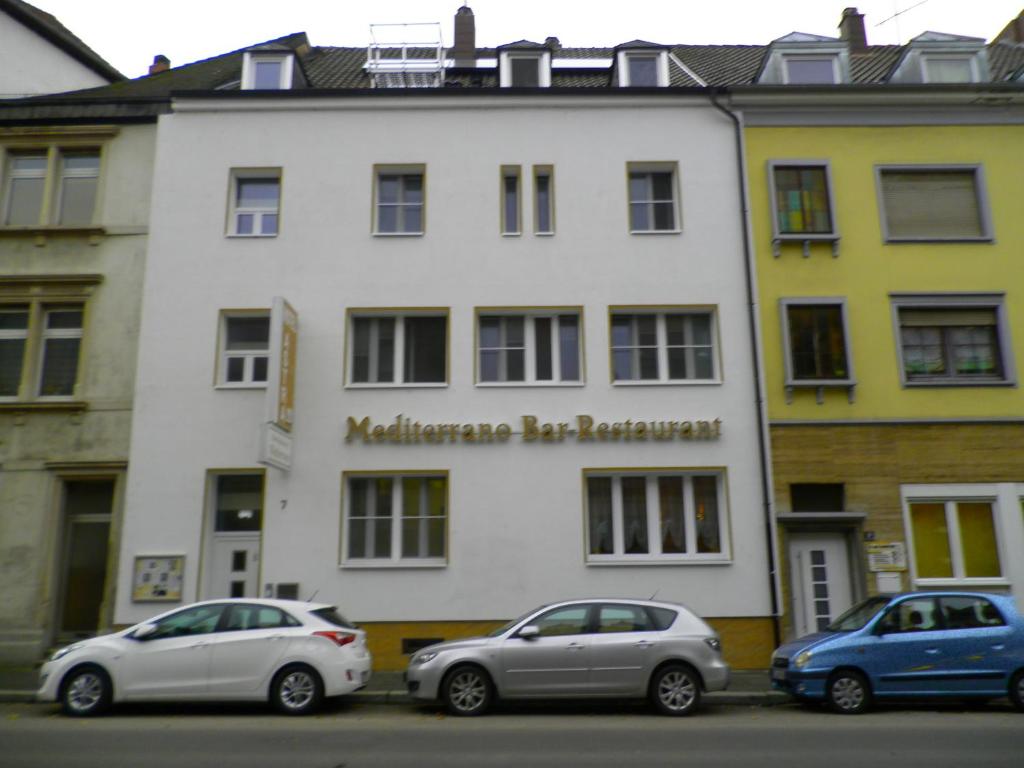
913;578;1011;588
345;382;448;389
373;231;424;237
476;381;585;388
215;383;268;390
629;229;682;235
501;232;522;237
340;560;447;569
534;232;555;237
587;556;731;566
884;236;993;244
612;378;721;386
226;233;278;238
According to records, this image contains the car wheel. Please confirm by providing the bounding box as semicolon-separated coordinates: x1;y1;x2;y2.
442;665;493;716
271;665;324;716
826;670;871;715
61;665;112;717
1009;670;1024;712
650;664;702;716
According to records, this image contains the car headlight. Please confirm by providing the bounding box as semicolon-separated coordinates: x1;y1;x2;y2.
793;650;813;669
412;651;438;665
50;643;83;662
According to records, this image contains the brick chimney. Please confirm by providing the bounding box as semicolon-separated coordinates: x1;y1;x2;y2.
838;7;867;51
149;55;170;75
452;4;475;66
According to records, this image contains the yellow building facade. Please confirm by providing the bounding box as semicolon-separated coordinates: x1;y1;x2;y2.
738;110;1024;640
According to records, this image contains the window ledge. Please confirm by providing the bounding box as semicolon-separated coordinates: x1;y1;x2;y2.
772;233;840;258
885;236;993;244
226;233;278;239
903;378;1014;388
345;383;448;389
785;379;857;405
0;226;106;245
0;400;87;413
339;561;447;569
372;231;424;237
586;556;731;566
913;578;1011;588
629;229;682;236
613;379;721;387
476;381;585;388
534;232;555;237
214;383;268;391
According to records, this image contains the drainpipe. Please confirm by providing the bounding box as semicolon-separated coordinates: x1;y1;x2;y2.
709;87;782;651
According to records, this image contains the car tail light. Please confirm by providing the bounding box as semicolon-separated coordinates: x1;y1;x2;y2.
313;631;356;647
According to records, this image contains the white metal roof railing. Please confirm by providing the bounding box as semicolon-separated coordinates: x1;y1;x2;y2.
367;22;444;88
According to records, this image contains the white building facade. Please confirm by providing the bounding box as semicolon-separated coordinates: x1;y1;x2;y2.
116;85;777;669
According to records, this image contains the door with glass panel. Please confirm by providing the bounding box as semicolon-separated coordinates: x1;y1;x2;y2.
57;480;114;640
789;533;853;637
204;475;263;599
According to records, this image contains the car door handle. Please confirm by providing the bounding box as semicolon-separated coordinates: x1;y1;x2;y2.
566;643;585;651
925;648;940;655
991;644;1005;651
634;640;655;649
190;641;208;649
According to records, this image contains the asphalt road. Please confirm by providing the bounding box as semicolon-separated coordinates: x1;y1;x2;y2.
0;700;1020;768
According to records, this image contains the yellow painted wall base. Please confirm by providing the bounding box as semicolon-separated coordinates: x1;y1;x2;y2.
360;617;776;672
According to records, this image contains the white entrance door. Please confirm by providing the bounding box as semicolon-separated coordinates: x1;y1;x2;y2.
789;533;853;637
207;533;261;599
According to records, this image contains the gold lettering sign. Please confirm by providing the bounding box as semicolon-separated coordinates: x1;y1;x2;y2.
346;415;722;444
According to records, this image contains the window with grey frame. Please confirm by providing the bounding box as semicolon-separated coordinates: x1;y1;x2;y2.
784;303;850;382
896;303;1008;384
878;167;990;241
2;149;100;227
628;168;677;232
375;172;424;234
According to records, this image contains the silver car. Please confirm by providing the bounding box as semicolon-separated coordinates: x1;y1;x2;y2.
405;598;729;716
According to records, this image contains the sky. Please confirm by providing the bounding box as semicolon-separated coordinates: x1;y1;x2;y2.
31;0;1024;78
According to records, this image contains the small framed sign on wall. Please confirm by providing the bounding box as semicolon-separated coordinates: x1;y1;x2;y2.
131;555;184;602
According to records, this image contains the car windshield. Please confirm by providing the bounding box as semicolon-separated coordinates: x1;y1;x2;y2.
826;595;892;632
487;606;548;638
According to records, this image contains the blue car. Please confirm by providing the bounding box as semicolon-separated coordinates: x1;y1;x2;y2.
771;591;1024;713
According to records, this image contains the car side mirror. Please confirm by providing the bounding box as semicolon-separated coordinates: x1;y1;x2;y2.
132;623;159;641
517;625;540;640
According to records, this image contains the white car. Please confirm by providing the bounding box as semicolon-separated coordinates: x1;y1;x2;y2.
38;598;372;716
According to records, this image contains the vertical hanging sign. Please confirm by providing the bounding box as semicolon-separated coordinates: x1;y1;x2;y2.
260;297;297;470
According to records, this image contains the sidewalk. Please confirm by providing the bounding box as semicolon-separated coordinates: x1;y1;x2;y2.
0;664;786;705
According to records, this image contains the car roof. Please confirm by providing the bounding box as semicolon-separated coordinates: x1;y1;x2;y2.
175;597;335;612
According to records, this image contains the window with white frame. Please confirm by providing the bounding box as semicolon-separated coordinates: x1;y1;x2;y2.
477;310;581;384
343;473;447;565
893;296;1012;385
784;56;838;84
500;166;521;235
877;166;991;241
348;311;447;385
907;498;1001;581
627;164;679;232
923;56;975;83
781;300;853;384
241;53;293;90
2;149;100;227
500;52;550;88
229;171;280;237
219;313;270;386
585;471;727;562
0;302;84;400
626;54;660;86
611;310;715;383
374;167;424;234
533;165;554;234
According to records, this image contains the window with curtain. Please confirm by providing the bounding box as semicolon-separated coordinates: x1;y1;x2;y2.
897;305;1006;383
909;500;1001;580
345;474;447;564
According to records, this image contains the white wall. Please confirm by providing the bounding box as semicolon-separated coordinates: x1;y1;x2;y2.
0;13;110;98
117;94;773;624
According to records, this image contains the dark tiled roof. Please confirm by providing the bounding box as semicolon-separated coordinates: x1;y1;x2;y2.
849;46;903;82
988;41;1024;80
1;0;123;81
672;45;766;85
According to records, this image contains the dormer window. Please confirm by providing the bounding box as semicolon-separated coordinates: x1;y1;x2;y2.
242;52;293;90
628;55;658;86
615;45;669;87
498;49;551;88
922;56;975;83
784;56;838;84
